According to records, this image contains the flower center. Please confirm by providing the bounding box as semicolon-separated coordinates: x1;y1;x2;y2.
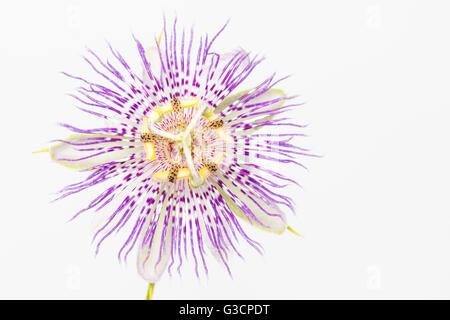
140;98;229;187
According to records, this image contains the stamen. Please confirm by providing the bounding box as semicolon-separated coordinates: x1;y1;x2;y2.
152;168;191;181
171;98;181;113
208;119;224;129
140;132;154;143
141;118;156;161
206;162;218;172
202;109;231;142
167;164;180;183
198;152;227;180
154;97;199;115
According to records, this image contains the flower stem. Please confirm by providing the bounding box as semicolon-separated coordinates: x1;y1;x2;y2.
146;282;155;300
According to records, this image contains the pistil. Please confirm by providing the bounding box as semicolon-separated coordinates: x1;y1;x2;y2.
181;137;204;187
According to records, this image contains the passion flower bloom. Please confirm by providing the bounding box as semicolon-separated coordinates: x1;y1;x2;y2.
42;18;313;299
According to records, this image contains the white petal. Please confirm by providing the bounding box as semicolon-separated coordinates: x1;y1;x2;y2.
49;134;140;170
198;194;230;264
215;89;250;114
223;88;286;122
91;168;153;240
217;47;250;79
137;186;172;283
142;46;162;86
206;48;250;101
210;175;287;235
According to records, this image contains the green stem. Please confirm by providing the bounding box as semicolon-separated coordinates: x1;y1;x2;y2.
146;283;155;300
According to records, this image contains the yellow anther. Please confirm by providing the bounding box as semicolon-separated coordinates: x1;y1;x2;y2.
155;97;200;115
143;143;156;161
198;152;227;180
141;118;156;161
152;168;191;181
208;119;224;129
203;112;231;142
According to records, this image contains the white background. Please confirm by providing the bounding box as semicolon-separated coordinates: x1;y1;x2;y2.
1;0;449;299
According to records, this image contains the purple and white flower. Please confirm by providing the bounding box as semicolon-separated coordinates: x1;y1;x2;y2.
44;17;314;299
